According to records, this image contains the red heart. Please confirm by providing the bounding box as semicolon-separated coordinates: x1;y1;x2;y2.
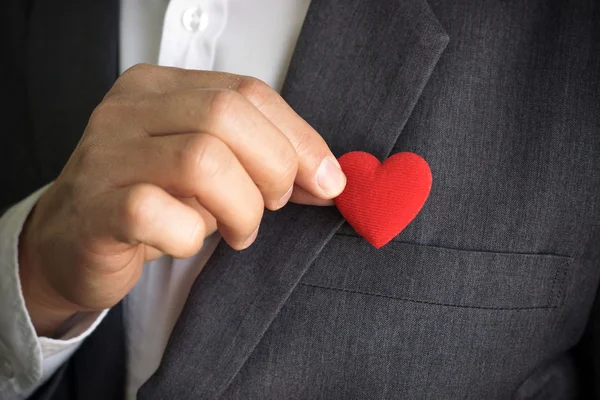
334;151;432;249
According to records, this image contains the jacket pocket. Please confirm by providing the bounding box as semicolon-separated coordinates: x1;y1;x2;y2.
300;234;572;310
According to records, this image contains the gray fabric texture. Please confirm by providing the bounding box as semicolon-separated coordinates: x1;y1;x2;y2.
139;0;600;399
3;0;599;398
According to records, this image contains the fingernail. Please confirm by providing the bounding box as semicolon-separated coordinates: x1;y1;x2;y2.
317;157;346;197
241;226;259;249
276;186;294;209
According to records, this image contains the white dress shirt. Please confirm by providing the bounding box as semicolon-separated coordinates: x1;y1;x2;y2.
0;1;311;399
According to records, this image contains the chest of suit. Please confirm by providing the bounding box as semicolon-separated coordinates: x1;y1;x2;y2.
149;1;599;398
143;0;600;398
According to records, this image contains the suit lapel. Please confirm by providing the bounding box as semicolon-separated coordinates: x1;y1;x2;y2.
27;0;119;183
140;0;448;398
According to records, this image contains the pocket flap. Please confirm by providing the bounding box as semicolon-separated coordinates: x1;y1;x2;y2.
301;235;571;310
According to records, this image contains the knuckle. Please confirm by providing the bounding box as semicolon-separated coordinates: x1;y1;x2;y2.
115;63;160;93
88;95;133;128
122;63;157;80
88;101;115;129
122;185;159;229
289;128;314;155
236;199;263;234
263;154;297;197
179;135;229;183
171;91;204;129
174;220;205;259
236;77;277;108
207;89;243;125
277;148;299;182
288;128;330;170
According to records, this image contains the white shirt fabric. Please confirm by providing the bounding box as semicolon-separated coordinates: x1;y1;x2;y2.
0;1;311;399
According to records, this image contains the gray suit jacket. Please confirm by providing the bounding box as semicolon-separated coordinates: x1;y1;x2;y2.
5;0;600;399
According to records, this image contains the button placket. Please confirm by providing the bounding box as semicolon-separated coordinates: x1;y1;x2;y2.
182;6;209;32
0;358;14;379
158;0;228;70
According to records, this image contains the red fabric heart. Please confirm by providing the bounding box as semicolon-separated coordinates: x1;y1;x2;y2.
334;151;432;249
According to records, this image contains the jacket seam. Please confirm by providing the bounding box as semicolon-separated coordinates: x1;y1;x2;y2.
299;282;557;311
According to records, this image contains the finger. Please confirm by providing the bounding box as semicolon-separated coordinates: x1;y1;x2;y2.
110;64;244;95
289;185;335;206
144;246;165;261
163;73;348;200
112;66;346;200
143;198;216;262
115;134;264;249
88;184;206;259
131;91;298;210
176;196;218;237
235;79;347;200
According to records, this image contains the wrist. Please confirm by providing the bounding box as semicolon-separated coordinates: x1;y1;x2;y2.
18;205;78;337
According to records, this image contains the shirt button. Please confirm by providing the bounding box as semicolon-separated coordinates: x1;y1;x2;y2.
182;6;209;32
0;357;14;378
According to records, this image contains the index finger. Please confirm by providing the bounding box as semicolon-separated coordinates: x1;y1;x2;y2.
112;65;347;200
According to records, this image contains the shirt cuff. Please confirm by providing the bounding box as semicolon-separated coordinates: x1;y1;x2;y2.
0;185;108;398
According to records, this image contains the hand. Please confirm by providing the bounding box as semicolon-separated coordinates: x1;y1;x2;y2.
18;64;346;336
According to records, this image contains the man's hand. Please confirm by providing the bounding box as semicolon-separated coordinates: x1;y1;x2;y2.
18;65;346;336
